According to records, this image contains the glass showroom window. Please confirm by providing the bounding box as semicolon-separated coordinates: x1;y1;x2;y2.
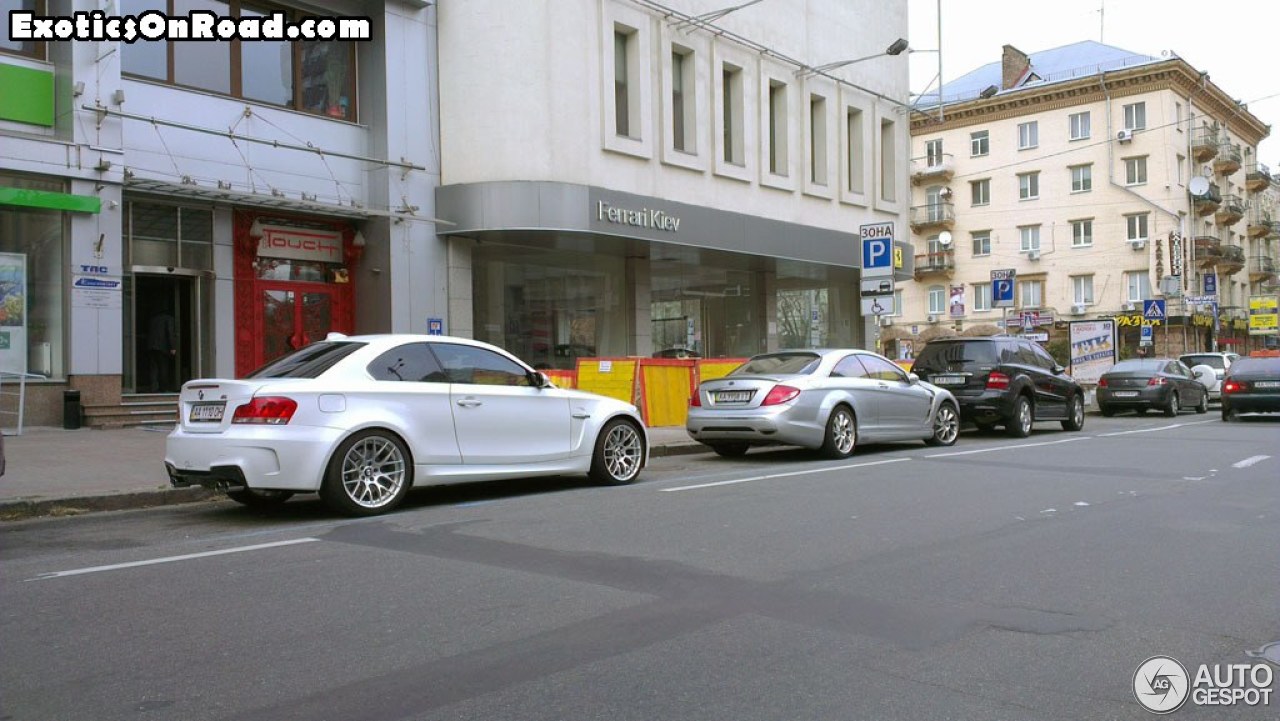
0;171;66;379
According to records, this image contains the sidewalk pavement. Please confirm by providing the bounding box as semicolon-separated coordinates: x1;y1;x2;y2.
0;425;709;522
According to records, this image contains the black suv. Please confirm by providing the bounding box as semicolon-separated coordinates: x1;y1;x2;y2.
911;335;1086;437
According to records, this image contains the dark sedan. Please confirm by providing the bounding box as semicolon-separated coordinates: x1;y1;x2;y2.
1097;358;1209;417
1221;356;1280;421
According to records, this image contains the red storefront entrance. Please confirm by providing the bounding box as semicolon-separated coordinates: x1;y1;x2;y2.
233;211;359;377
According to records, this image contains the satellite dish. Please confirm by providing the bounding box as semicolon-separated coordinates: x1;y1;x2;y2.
1189;176;1210;197
938;231;953;247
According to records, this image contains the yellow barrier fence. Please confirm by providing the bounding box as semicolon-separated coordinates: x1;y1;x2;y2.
637;359;695;427
574;358;639;405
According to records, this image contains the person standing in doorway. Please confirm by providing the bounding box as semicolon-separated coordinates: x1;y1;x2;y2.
148;305;177;392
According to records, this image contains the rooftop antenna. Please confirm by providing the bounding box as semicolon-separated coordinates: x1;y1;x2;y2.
1099;0;1105;43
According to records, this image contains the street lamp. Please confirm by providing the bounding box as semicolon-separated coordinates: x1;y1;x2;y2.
796;38;910;78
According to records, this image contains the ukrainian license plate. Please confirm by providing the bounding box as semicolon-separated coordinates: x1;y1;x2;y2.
714;390;753;403
932;375;965;385
1255;381;1280;389
189;402;225;422
1114;391;1139;398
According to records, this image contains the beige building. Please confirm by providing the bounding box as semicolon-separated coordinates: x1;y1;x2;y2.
898;41;1277;358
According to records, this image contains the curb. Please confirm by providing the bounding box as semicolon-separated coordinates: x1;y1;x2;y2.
0;487;223;523
649;442;710;459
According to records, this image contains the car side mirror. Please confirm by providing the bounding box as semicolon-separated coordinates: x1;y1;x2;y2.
908;372;920;384
1053;364;1066;375
527;371;550;388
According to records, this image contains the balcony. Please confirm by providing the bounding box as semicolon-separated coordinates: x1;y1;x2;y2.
909;202;955;232
1193;234;1222;265
1213;142;1242;175
1192;181;1222;216
913;249;955;279
1217;244;1246;275
1214;193;1245;226
1246;162;1273;192
1247;207;1274;237
911;153;955;185
1191;126;1220;162
1249;255;1277;282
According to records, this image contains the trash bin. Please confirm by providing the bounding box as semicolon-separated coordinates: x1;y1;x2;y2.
63;389;82;430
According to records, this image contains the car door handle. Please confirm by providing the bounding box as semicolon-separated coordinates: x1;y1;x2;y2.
877;383;890;389
572;411;591;419
455;399;482;408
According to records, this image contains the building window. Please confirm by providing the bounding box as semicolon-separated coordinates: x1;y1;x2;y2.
846;108;864;193
671;47;694;153
1020;280;1044;308
1017;121;1038;149
972;230;991;257
1124;101;1146;131
120;0;358;122
1;0;45;58
1072;275;1094;305
1176;154;1186;185
1071;219;1093;247
1018;171;1039;200
880;118;896;202
614;28;635;137
809;94;827;184
1126;271;1152;302
1069;111;1090;140
0;171;66;379
1125;156;1148;185
970;129;989;157
1070;164;1092;193
1020;225;1041;252
722;63;744;165
973;283;992;311
769;80;788;176
928;285;945;315
971;178;990;206
925;138;944;168
1126;213;1150;242
1174;102;1184;132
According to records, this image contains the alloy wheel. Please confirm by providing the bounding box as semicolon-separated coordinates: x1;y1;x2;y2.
602;423;643;482
341;436;408;509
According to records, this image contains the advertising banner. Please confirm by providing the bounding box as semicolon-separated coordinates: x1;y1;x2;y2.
1249;295;1278;336
1069;319;1116;385
949;285;965;318
0;252;27;375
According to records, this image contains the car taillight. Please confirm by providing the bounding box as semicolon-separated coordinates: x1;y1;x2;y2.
1097;377;1108;388
232;397;298;425
1147;376;1166;386
1223;380;1244;394
689;390;702;407
761;385;801;406
986;371;1010;390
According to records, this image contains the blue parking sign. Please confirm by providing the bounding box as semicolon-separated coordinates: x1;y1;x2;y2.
860;222;894;277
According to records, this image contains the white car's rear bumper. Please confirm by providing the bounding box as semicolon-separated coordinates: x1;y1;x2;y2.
165;425;345;492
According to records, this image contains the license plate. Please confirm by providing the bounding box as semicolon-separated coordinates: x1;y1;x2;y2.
932;375;965;385
714;390;753;403
1255;381;1280;389
1113;391;1139;398
189;402;225;422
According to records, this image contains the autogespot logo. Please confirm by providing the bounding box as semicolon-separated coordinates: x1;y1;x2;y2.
1134;656;1190;714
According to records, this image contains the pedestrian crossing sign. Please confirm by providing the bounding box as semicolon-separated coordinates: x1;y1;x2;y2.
1143;299;1166;321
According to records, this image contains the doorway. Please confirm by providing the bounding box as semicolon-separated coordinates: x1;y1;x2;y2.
255;282;347;368
125;273;202;393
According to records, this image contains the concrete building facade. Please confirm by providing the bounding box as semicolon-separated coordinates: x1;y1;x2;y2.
899;42;1276;359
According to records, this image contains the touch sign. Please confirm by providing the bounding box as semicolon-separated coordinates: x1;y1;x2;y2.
860;222;894;277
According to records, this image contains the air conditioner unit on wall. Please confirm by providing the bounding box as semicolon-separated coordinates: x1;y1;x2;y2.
1027;249;1041;261
1117;129;1134;143
927;314;939;323
1129;239;1147;250
1071;304;1087;315
1122;302;1137;311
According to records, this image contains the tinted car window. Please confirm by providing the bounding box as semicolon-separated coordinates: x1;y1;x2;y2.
1110;359;1165;372
1180;354;1226;370
246;341;365;379
1030;345;1059;371
831;355;870;378
431;343;533;386
912;341;1000;372
732;353;822;376
857;354;909;382
367;343;446;382
1230;357;1280;375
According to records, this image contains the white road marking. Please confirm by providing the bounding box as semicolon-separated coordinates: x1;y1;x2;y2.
661;458;911;492
1097;420;1217;437
29;538;320;581
924;436;1089;458
1233;455;1271;469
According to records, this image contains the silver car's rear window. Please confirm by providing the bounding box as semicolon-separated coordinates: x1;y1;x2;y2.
246;341;366;379
1180;354;1226;369
731;353;822;376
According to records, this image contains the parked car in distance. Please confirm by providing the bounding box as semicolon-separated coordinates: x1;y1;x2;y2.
165;334;648;516
1096;358;1210;417
1178;352;1239;401
1221;356;1280;421
910;335;1086;437
686;349;960;458
653;347;702;359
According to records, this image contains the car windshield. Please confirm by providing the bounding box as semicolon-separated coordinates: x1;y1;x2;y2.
912;341;1001;372
1110;359;1165;373
731;352;822;376
1180;354;1225;370
246;341;366;379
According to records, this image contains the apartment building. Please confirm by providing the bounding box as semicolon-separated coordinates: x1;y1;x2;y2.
899;41;1277;358
435;0;913;369
1;0;440;426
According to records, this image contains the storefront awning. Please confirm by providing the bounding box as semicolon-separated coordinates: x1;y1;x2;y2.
125;177;370;220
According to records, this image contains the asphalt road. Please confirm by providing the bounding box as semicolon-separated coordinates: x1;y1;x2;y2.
2;413;1278;721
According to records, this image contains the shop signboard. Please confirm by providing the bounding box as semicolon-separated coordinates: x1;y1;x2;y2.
1249;295;1279;336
